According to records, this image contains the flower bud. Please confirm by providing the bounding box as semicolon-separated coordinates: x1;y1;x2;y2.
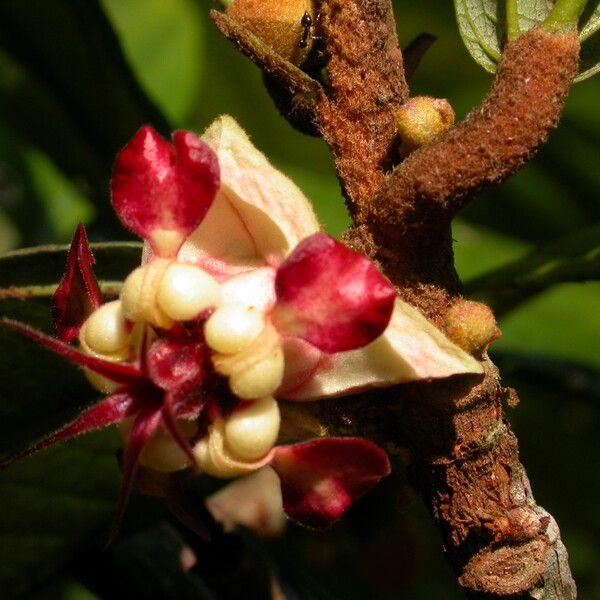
229;346;284;400
80;300;130;357
444;300;500;355
156;262;221;321
224;397;280;460
395;96;455;155
204;303;266;354
226;0;316;66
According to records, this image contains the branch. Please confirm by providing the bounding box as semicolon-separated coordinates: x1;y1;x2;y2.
317;0;409;215
281;363;577;600
211;2;579;597
365;27;580;247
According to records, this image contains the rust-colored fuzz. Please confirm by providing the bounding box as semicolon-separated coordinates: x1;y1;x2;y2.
368;27;580;241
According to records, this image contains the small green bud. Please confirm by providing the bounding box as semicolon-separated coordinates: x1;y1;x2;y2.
395;96;455;156
444;300;500;355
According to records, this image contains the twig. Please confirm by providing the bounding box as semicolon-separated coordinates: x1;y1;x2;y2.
211;1;579;596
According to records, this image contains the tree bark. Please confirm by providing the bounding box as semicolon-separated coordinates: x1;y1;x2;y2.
212;1;578;597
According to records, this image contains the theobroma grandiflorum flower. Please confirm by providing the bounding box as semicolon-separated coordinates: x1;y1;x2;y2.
1;116;482;530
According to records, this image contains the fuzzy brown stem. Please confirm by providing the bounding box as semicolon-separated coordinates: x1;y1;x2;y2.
366;27;579;247
281;362;577;599
211;2;578;596
317;0;409;217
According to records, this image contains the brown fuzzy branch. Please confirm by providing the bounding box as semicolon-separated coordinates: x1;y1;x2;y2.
365;27;579;246
281;361;576;599
316;0;409;214
211;1;579;597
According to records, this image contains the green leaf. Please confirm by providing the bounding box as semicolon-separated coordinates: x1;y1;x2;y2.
513;0;554;32
464;224;600;315
0;243;145;593
453;0;600;81
0;434;119;596
102;0;205;125
577;1;600;80
579;0;600;39
0;242;142;297
0;0;170;235
453;0;503;73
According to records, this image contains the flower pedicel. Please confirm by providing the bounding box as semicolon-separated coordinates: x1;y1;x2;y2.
0;116;483;532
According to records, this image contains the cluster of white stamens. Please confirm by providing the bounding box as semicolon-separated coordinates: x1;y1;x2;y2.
80;259;286;478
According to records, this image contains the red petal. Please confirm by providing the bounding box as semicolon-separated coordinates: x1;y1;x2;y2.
146;338;210;391
272;233;396;353
160;404;198;472
271;437;391;528
52;224;102;343
1;319;144;385
111;126;220;257
109;404;163;543
0;391;138;467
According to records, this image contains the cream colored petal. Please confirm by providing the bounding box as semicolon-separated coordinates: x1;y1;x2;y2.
280;298;484;401
205;467;286;537
220;267;277;312
178;116;321;270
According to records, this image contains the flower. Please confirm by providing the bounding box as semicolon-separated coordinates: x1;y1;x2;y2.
0;116;482;532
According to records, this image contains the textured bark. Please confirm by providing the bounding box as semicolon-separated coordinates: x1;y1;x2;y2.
212;1;579;597
316;0;409;215
366;27;580;246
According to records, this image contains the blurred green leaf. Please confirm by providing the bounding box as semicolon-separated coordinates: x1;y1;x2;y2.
0;243;146;595
0;0;169;234
579;1;600;39
493;282;600;368
0;434;119;597
465;224;600;315
0;242;141;290
102;0;205;125
577;23;600;81
453;0;600;81
0;243;141;454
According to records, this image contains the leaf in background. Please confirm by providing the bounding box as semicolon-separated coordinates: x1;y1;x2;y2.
0;243;146;594
0;242;141;293
453;0;503;73
465;224;600;316
0;243;141;454
0;0;170;236
577;0;600;81
488;282;600;368
102;0;205;125
0;434;119;597
453;0;600;82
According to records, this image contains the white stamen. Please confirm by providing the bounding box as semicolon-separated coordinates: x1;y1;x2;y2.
157;262;221;321
229;346;284;400
81;300;130;356
204;303;266;354
224;397;280;461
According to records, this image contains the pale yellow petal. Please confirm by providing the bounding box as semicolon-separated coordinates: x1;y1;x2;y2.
178;116;320;270
281;298;484;400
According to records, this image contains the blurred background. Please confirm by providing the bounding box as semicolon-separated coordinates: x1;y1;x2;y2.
0;0;598;598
